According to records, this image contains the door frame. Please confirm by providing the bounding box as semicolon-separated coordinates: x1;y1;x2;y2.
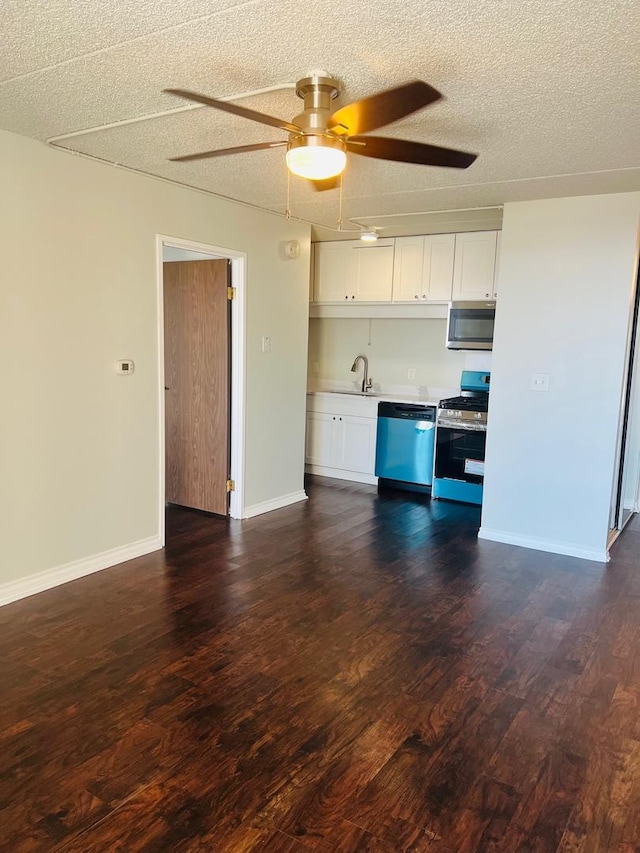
156;234;246;543
609;243;640;538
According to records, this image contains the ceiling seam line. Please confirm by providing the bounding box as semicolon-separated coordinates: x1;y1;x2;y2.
0;0;267;86
271;165;640;209
45;83;297;143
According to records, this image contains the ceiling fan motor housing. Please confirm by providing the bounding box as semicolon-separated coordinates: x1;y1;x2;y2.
291;75;342;139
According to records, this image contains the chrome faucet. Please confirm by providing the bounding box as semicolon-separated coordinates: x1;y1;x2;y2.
351;355;373;393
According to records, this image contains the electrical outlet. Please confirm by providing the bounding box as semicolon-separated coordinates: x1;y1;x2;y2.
407;368;416;380
530;373;549;392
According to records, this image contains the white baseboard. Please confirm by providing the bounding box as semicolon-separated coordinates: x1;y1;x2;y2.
243;490;308;519
305;464;378;486
478;527;609;563
0;535;163;608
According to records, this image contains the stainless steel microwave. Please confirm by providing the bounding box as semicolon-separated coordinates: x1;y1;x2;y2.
446;300;496;350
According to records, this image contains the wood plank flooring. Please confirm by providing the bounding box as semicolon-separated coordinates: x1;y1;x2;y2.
2;476;640;851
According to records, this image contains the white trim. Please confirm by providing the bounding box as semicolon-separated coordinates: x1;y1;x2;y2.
229;255;246;520
478;527;609;563
0;537;162;608
157;235;247;537
305;464;378;486
609;230;640;531
243;491;308;519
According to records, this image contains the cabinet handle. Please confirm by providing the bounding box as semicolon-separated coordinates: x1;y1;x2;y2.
421;294;426;299
344;295;348;300
351;295;355;299
414;294;418;299
485;292;490;297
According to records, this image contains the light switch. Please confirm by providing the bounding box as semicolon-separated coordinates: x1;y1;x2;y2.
407;368;416;380
530;373;549;392
261;336;271;353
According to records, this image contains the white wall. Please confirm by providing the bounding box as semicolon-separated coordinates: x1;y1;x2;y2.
307;318;469;390
0;129;310;592
480;193;640;561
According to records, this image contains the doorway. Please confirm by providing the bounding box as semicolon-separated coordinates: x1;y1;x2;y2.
157;236;246;545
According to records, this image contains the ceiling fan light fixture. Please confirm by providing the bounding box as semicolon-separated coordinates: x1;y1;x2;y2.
286;134;346;180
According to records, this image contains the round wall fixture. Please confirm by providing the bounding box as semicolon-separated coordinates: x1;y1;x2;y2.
285;240;301;259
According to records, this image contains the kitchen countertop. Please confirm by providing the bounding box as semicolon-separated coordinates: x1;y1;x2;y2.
307;384;458;408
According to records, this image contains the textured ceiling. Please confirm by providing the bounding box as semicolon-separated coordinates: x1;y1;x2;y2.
3;0;639;237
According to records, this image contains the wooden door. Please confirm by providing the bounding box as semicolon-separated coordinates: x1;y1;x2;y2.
164;259;230;515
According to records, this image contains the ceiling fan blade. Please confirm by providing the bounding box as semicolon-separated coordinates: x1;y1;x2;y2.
346;135;477;168
310;175;342;192
169;141;287;163
164;88;302;134
329;81;442;136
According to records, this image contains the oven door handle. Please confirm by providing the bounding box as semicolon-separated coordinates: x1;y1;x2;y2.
437;419;487;432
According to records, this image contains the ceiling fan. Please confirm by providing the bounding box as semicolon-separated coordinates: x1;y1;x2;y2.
164;73;477;189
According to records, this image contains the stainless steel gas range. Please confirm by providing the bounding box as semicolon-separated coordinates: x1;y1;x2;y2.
433;371;490;505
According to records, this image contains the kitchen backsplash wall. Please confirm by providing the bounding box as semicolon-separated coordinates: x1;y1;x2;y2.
308;318;490;388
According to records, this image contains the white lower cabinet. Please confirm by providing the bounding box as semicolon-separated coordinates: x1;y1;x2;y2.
336;415;377;473
305;411;336;468
305;395;378;483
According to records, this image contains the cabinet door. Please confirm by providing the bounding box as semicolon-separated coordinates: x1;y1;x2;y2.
305;412;336;466
336;415;377;474
392;236;424;302
352;242;394;302
452;231;498;301
314;242;356;303
493;231;501;299
309;242;315;303
422;234;455;301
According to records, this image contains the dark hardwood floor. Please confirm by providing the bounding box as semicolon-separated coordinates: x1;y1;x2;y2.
2;476;640;852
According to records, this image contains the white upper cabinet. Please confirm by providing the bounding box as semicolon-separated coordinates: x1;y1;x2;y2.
392;235;455;303
314;241;356;303
452;231;499;301
314;240;394;303
309;242;316;303
352;242;395;302
493;231;502;298
423;235;456;301
391;236;425;302
313;231;500;307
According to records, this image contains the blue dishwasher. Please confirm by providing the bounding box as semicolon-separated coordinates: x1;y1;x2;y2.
375;402;437;493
